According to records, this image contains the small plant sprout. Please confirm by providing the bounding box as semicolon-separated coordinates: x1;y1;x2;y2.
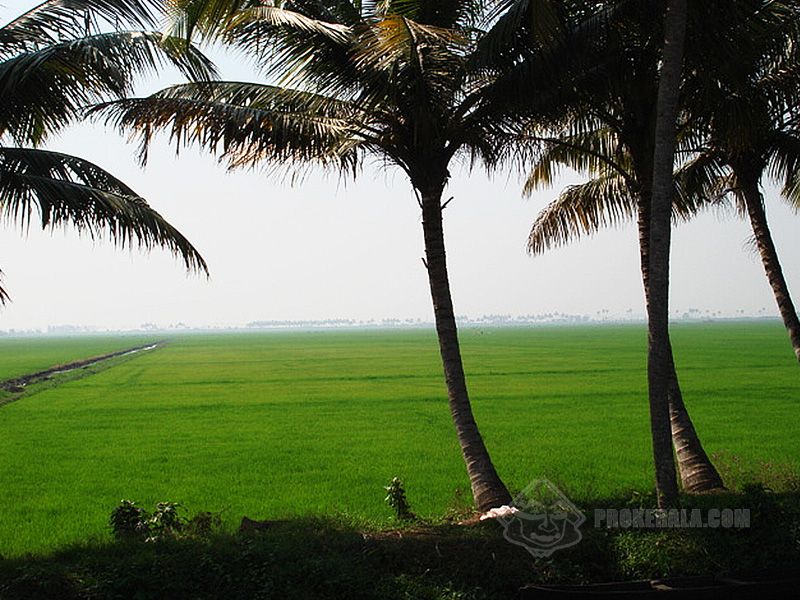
384;477;415;521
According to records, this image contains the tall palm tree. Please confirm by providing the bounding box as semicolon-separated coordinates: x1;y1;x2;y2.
0;0;217;301
514;0;725;494
97;0;524;511
523;1;799;494
647;0;686;507
526;132;725;495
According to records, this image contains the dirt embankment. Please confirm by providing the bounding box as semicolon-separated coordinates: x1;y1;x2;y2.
0;341;165;394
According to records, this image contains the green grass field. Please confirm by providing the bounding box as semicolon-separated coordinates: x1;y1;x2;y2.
0;335;155;381
0;322;798;557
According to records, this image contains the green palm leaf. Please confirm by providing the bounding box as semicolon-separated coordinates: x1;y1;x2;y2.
0;0;159;50
527;173;635;255
94;82;363;173
0;147;208;303
0;31;216;146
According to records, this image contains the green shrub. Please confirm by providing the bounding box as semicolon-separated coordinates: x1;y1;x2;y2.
109;500;148;541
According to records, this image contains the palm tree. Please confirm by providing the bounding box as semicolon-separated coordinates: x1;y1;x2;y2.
0;0;217;301
678;1;800;362
96;0;522;511
514;0;725;495
526;130;725;494
646;0;687;507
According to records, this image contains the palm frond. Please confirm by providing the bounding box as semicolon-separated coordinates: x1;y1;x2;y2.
768;130;800;210
521;126;626;195
166;0;260;40
0;31;217;146
476;0;566;65
527;173;636;254
674;151;742;215
215;5;358;95
0;146;208;275
0;269;9;305
0;0;159;51
93;82;363;173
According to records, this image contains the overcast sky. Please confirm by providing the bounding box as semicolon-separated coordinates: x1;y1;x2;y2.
1;1;798;331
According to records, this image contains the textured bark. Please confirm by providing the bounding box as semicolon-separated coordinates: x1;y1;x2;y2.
742;180;800;363
646;0;686;508
419;185;512;512
666;365;724;492
637;201;724;493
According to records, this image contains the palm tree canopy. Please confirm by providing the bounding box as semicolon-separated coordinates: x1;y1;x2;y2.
95;0;579;192
678;1;800;208
0;0;217;302
521;0;800;254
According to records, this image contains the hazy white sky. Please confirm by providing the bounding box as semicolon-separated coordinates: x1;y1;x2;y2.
1;1;798;330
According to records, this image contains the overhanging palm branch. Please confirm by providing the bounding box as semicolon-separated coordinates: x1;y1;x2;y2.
0;31;216;146
0;0;216;303
0;148;208;302
93;81;364;173
525;125;704;257
528;173;635;254
0;0;159;50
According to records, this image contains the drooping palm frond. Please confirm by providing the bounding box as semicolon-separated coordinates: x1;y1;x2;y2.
93;81;364;174
521;126;627;195
0;0;159;51
0;31;217;146
673;150;730;201
0;147;208;278
767;130;800;210
527;173;635;254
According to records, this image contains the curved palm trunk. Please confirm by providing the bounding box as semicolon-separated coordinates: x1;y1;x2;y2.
647;0;687;508
419;185;512;512
666;370;724;491
741;180;800;362
637;202;724;493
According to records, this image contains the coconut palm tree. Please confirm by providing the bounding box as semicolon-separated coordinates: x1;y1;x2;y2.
512;0;725;495
678;1;800;362
0;0;217;301
523;1;800;495
526;128;727;495
96;0;532;511
646;0;687;507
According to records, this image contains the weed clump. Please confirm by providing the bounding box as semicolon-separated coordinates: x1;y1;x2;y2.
110;500;221;542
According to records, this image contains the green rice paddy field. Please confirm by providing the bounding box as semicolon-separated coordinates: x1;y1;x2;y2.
0;322;797;557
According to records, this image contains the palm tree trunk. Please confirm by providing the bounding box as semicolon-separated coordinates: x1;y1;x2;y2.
741;180;800;362
636;201;724;493
666;366;724;491
419;185;512;512
647;0;686;508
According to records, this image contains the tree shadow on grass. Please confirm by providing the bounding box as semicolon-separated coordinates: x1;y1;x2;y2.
1;487;799;600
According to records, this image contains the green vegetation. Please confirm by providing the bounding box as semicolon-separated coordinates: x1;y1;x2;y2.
1;485;799;599
0;335;156;381
0;322;798;558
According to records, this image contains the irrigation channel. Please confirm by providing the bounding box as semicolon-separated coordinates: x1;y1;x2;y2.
0;341;163;405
